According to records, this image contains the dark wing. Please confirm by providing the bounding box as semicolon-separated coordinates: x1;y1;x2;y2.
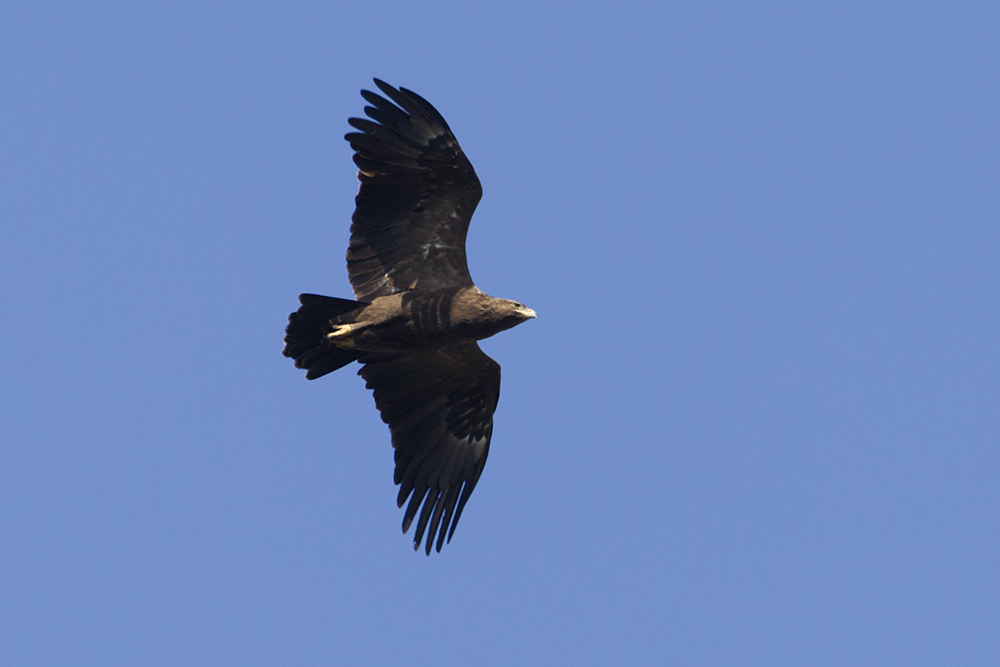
345;79;483;302
358;343;501;554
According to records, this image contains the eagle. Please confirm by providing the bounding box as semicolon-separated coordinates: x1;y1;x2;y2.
283;79;536;554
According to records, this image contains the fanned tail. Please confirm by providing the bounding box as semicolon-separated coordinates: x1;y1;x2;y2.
283;294;365;379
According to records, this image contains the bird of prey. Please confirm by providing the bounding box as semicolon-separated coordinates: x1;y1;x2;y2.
283;79;536;554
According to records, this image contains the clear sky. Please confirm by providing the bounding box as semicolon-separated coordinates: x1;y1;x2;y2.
2;1;998;665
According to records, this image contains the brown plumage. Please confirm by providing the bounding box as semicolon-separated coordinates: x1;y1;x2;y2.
282;79;535;554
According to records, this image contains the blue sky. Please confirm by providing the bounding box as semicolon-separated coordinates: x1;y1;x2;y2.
2;1;998;664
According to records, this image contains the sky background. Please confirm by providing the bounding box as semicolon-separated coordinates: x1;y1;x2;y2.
2;1;998;665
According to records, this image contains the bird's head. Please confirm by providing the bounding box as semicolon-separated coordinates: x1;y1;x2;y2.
509;300;536;318
503;300;537;325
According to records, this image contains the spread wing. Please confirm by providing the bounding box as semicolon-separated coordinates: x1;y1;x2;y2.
358;343;500;554
345;79;483;302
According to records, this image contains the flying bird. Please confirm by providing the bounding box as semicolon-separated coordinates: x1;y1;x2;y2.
283;79;536;554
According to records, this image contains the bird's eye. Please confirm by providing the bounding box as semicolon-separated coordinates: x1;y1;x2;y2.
513;302;524;309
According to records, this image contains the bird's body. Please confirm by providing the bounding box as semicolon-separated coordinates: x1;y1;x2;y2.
324;287;531;352
283;79;534;553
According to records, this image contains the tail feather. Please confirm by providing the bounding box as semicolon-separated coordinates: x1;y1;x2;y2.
283;294;365;379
